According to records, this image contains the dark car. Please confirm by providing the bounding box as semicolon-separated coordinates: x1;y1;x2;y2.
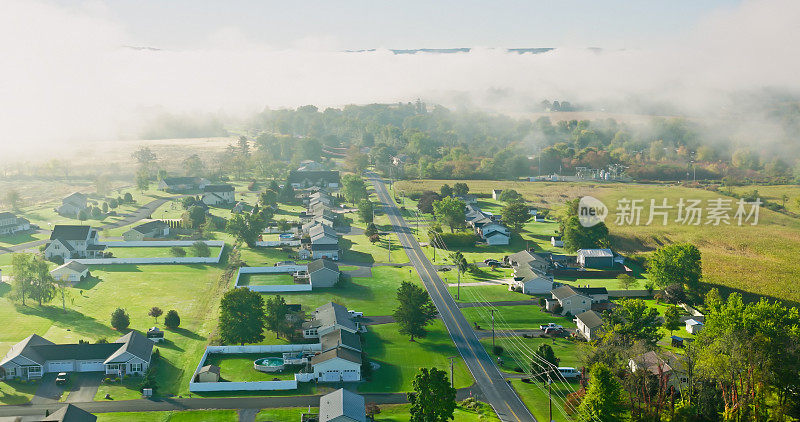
55;372;69;385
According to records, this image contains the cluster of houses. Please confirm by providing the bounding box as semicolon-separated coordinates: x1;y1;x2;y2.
288;169;340;189
465;203;511;246
0;331;155;381
297;190;341;261
0;211;31;236
302;302;363;382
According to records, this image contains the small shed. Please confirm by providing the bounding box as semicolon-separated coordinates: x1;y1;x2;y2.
196;365;221;383
685;319;704;335
146;327;164;343
551;236;563;247
671;335;684;348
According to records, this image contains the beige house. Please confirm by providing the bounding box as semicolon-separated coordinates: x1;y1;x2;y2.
575;310;604;341
49;261;89;284
546;285;608;315
56;192;88;218
122;221;170;241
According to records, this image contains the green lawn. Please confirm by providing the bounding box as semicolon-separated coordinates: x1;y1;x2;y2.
255;403;499;421
448;284;535;304
341;233;408;264
360;321;473;393
106;246;222;259
510;378;581;422
0;231;50;248
237;273;297;286
461;305;575;332
204;353;299;382
95;410;238;421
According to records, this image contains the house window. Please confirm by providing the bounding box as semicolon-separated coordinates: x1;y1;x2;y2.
130;363;143;372
107;364;119;371
27;366;42;376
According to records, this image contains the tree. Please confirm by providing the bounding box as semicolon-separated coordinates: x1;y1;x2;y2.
192;241;211;257
110;308;130;331
439;184;453;197
259;189;278;208
432;196;466;232
498;189;523;203
663;306;681;335
279;182;296;203
238;136;250;156
560;215;609;252
531;343;559;381
408;367;457;422
135;168;150;192
101;202;109;213
11;253;35;306
123;192;134;203
501;202;531;231
417;191;441;214
579;363;627;422
182;154;205;176
365;403;382;420
605;298;662;346
226;213;266;247
364;222;378;238
78;209;89;221
341;174;369;204
616;274;635;290
4;189;21;210
647;243;702;293
453;182;469;196
393;281;438;341
132;146;158;167
170;246;186;257
148;306;163;323
164;310;181;329
91;207;102;219
219;288;267;345
183;205;207;229
358;199;375;223
264;295;289;339
27;257;55;306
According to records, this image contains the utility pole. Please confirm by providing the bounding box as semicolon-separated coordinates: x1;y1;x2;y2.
457;264;461;300
387;236;391;263
548;373;553;422
491;309;495;348
447;356;456;388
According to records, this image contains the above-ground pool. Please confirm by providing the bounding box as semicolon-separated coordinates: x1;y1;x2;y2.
279;233;293;239
254;357;285;373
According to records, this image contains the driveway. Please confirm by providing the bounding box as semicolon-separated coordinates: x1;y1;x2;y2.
29;374;65;404
65;373;104;403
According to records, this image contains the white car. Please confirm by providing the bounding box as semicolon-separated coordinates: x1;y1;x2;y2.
348;310;364;318
558;367;581;379
540;323;564;331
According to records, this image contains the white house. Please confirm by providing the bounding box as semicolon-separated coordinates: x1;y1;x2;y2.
201;184;235;206
319;388;367;422
311;348;362;382
547;286;608;315
510;273;554;295
56;192;88;218
122;220;170;241
685;319;704;334
481;223;511;246
49;261;89;283
575;310;604;341
0;331;153;380
0;212;31;236
44;225;106;261
303;303;359;339
311;244;340;260
507;250;554;294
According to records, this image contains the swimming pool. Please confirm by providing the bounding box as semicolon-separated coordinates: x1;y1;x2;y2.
279;233;294;240
254;357;285;373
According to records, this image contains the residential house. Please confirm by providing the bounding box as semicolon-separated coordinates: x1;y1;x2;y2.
507;250;554;294
318;388;367;422
288;170;341;189
455;194;477;204
158;177;209;192
628;350;689;390
310;348;361;382
302;302;358;339
550;236;563;247
479;223;511;246
492;189;503;200
44;225;106;261
201;184;235;206
576;249;615;269
196;365;221;382
0;331;154;380
308;191;335;207
320;329;362;354
0;212;31;236
685;319;704;334
308;259;340;288
49;261;89;283
122;220;169;241
37;404;97;422
297;160;325;172
310;224;339;245
547;286;608;315
311;243;340;260
575;310;604;341
56;193;88;218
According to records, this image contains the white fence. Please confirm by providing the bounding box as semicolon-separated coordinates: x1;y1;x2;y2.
74;241;225;265
234;265;313;292
189;344;321;392
255;240;301;247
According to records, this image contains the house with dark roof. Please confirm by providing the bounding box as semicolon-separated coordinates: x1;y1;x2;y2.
308;259;340;288
576;249;615;268
506;250;554;294
288;170;341;189
479;223;511;246
49;261;89;283
122;220;170;241
158;177;209;192
201;184;235;206
37;404;96;422
0;212;31;236
547;285;609;315
318;388;366;422
320;329;362;354
0;331;154;380
310;348;362;382
303;302;358;339
575;310;604;341
628;350;689;389
311;243;340;261
56;193;88;218
43;225;105;261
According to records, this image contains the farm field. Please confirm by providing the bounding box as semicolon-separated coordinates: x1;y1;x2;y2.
397;179;800;304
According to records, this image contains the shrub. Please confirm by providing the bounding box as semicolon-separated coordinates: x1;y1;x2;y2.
438;232;479;248
110;308;130;331
170;247;186;257
492;346;504;356
538;297;546;307
191;241;211;257
164;310;180;329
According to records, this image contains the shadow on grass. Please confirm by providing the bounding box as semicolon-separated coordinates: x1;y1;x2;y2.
155;338;184;352
74;276;101;290
15;304;117;339
0;232;39;245
90;264;143;273
340;237;376;264
0;380;38;405
169;327;206;342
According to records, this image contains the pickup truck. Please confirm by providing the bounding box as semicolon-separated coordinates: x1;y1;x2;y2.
540;323;564;331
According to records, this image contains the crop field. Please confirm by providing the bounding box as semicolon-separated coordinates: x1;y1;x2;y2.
397;179;800;304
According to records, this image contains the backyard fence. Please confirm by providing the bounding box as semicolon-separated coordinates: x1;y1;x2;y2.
607;289;651;298
234;265;313;292
255;240;301;247
73;241;225;265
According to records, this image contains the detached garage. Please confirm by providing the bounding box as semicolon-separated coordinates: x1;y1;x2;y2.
311;348;362;382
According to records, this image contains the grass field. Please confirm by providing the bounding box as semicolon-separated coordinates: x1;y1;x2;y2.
106;246;222;259
397;179;800;304
461;305;576;332
95;409;238;421
254;403;500;421
203;353;300;382
237;273;296;286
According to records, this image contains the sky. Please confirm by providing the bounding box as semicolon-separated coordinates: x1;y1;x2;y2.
1;0;799;153
61;0;742;51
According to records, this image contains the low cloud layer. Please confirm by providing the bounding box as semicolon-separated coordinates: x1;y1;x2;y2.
1;0;799;154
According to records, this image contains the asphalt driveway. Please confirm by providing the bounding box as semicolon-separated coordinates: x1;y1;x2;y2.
29;374;65;404
65;373;105;403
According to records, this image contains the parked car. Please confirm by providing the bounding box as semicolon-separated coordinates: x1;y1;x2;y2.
544;327;564;335
540;323;564;331
55;372;69;385
483;258;501;264
438;267;451;272
558;367;581;379
348;310;364;318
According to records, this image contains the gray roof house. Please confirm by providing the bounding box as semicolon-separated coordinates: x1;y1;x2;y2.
38;404;96;422
302;302;358;339
44;225;105;261
0;212;31;236
308;259;340;288
310;348;362;383
320;329;362;354
56;192;88;218
122;220;170;241
575;310;604;341
576;249;615;268
310;224;339;245
319;388;367;422
288;170;341;189
507;250;554;294
201;184;235;206
0;331;154;380
49;261;90;283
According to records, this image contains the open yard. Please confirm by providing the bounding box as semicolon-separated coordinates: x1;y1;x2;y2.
95;409;239;421
203;353;300;382
237;273;297;286
461;304;576;332
106;246;222;259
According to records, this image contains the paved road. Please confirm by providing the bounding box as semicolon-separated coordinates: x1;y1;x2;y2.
0;196;179;256
367;173;536;422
